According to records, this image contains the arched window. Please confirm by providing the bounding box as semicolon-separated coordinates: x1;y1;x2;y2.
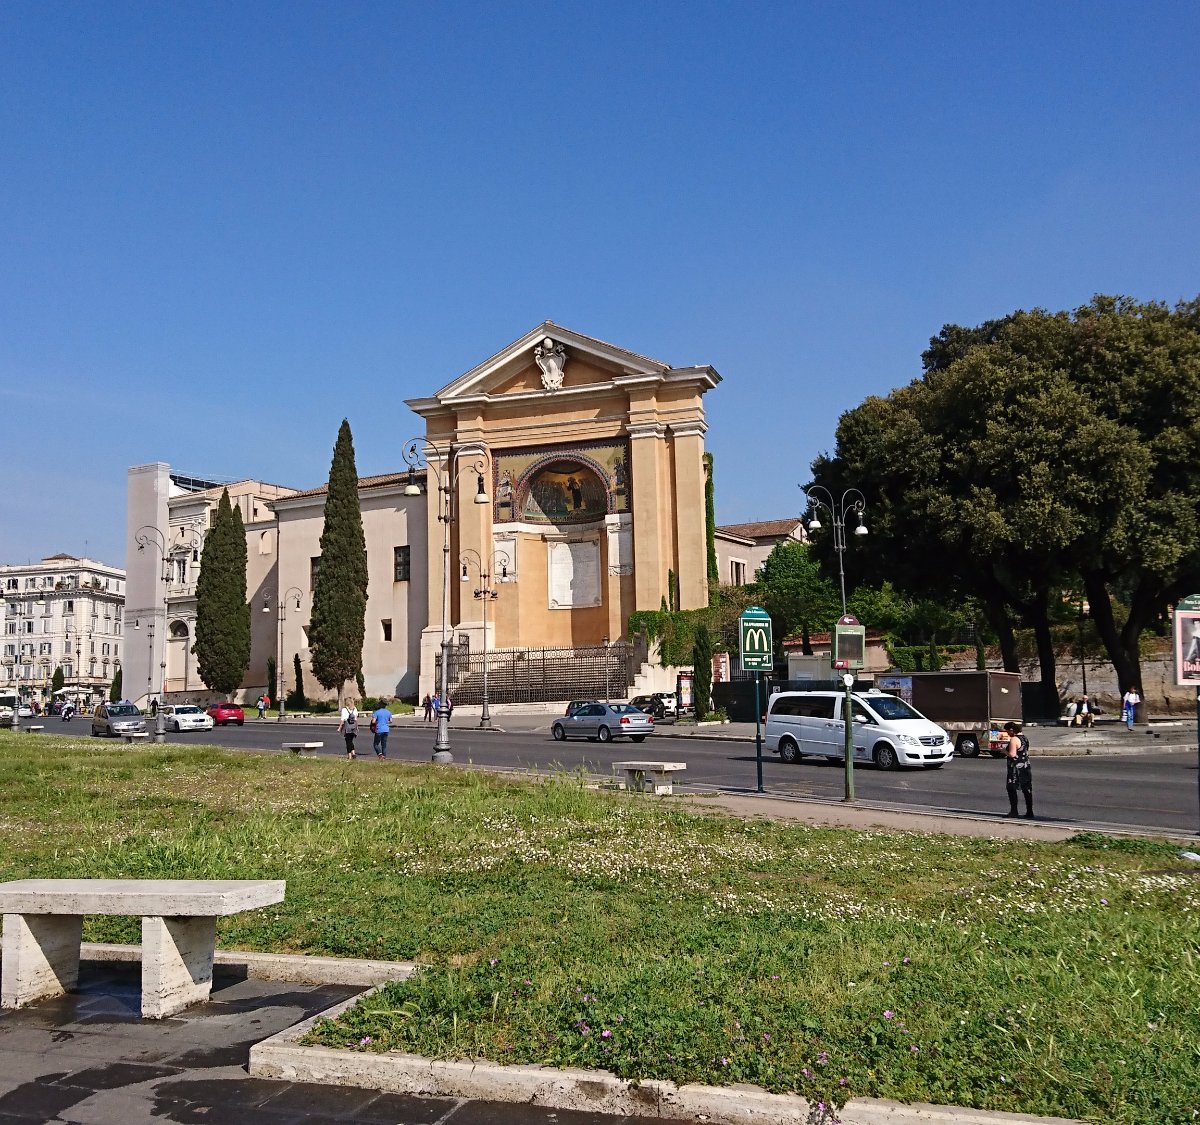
170;621;190;639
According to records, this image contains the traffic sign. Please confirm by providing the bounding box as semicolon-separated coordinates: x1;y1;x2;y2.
739;607;773;672
833;614;865;670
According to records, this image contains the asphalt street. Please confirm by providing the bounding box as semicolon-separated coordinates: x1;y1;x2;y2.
40;714;1200;837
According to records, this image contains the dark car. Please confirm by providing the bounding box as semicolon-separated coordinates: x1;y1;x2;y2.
206;701;245;726
630;694;668;720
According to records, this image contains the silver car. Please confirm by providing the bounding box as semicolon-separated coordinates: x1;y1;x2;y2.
162;705;215;733
91;702;147;738
551;702;654;744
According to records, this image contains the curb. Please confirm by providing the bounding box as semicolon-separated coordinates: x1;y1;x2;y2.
249;990;1086;1125
77;943;419;987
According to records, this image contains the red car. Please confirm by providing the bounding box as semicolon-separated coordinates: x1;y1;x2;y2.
206;702;245;726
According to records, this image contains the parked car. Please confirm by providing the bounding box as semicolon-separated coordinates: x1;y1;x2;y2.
653;691;679;719
564;700;599;717
162;704;216;733
765;689;952;771
91;702;148;739
206;702;245;726
551;702;654;743
630;694;668;720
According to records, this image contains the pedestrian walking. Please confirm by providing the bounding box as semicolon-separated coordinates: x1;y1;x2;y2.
338;703;359;760
150;697;159;716
431;693;441;722
256;695;266;719
1122;687;1141;731
422;693;433;722
1003;721;1034;819
371;702;392;758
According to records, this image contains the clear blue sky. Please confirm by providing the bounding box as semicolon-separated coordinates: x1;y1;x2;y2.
3;1;1197;567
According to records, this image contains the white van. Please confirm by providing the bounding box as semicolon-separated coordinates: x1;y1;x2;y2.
765;689;953;770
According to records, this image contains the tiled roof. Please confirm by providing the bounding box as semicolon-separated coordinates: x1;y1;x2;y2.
783;629;887;648
281;470;424;502
43;553;80;561
715;519;805;541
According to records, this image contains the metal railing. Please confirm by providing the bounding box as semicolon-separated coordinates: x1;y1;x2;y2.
435;642;639;705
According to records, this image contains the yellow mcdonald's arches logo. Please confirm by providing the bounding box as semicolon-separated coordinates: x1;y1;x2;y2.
743;625;770;651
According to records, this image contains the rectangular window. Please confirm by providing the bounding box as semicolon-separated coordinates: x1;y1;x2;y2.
310;557;321;591
381;619;392;642
393;546;411;582
23;621;33;634
65;600;73;613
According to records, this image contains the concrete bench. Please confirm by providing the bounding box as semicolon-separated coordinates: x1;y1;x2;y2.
283;741;323;756
123;731;151;743
0;878;285;1019
26;726;44;734
613;760;687;796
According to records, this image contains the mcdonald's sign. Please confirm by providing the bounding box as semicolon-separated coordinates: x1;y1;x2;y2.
739;607;774;672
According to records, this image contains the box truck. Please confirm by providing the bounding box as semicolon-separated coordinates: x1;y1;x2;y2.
874;670;1022;757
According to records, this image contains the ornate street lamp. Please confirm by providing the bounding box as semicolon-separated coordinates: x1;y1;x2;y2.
402;439;491;763
460;548;511;728
136;523;202;743
264;588;304;721
802;485;869;803
802;486;868;618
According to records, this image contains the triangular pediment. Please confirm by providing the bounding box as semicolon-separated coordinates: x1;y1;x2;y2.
411;322;674;408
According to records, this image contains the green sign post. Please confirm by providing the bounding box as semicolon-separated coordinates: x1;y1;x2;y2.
740;607;773;793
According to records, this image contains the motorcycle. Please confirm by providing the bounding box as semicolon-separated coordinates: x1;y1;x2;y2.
61;705;75;721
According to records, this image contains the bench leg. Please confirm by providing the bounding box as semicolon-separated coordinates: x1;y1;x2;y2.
1;913;83;1009
141;915;217;1018
623;770;673;796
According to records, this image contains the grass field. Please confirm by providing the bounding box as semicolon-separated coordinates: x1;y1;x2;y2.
0;732;1196;1123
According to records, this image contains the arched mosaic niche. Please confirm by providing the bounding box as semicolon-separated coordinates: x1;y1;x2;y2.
495;440;629;525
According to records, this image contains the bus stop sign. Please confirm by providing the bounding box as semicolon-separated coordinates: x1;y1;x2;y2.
739;607;773;672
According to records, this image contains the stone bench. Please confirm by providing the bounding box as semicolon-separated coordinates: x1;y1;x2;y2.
613;760;687;796
26;726;44;734
123;731;151;743
0;878;285;1018
283;741;323;756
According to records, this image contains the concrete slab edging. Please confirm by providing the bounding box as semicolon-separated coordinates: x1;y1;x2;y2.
75;942;419;987
248;989;1087;1125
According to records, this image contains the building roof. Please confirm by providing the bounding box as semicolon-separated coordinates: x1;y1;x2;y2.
783;628;887;649
43;553;80;561
715;519;805;542
280;470;425;502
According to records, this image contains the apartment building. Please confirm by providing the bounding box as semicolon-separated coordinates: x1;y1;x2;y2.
0;554;126;708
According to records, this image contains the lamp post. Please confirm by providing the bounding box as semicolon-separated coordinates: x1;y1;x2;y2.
0;593;15;734
135;524;200;743
402;439;491;763
803;485;868;803
801;486;868;618
1077;600;1089;697
459;549;511;729
264;587;303;721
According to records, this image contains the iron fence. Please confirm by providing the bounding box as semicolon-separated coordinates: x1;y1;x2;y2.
434;642;639;705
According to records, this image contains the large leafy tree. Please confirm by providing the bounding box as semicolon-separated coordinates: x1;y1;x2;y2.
755;540;840;655
194;489;251;697
308;420;368;706
812;295;1200;706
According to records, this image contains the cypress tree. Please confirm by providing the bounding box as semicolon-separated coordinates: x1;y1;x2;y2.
693;623;713;720
51;666;65;696
194;489;251;697
308;420;368;706
286;652;308;710
108;667;122;702
266;655;277;702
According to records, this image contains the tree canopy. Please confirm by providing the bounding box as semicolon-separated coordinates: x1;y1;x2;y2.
811;294;1200;705
308;420;368;702
194;488;251;696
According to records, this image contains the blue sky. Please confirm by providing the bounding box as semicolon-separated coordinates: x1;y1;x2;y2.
2;1;1197;567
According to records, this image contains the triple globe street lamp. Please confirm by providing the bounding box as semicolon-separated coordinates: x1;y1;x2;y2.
402;438;491;763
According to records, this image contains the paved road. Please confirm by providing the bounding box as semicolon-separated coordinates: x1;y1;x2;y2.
47;715;1200;837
